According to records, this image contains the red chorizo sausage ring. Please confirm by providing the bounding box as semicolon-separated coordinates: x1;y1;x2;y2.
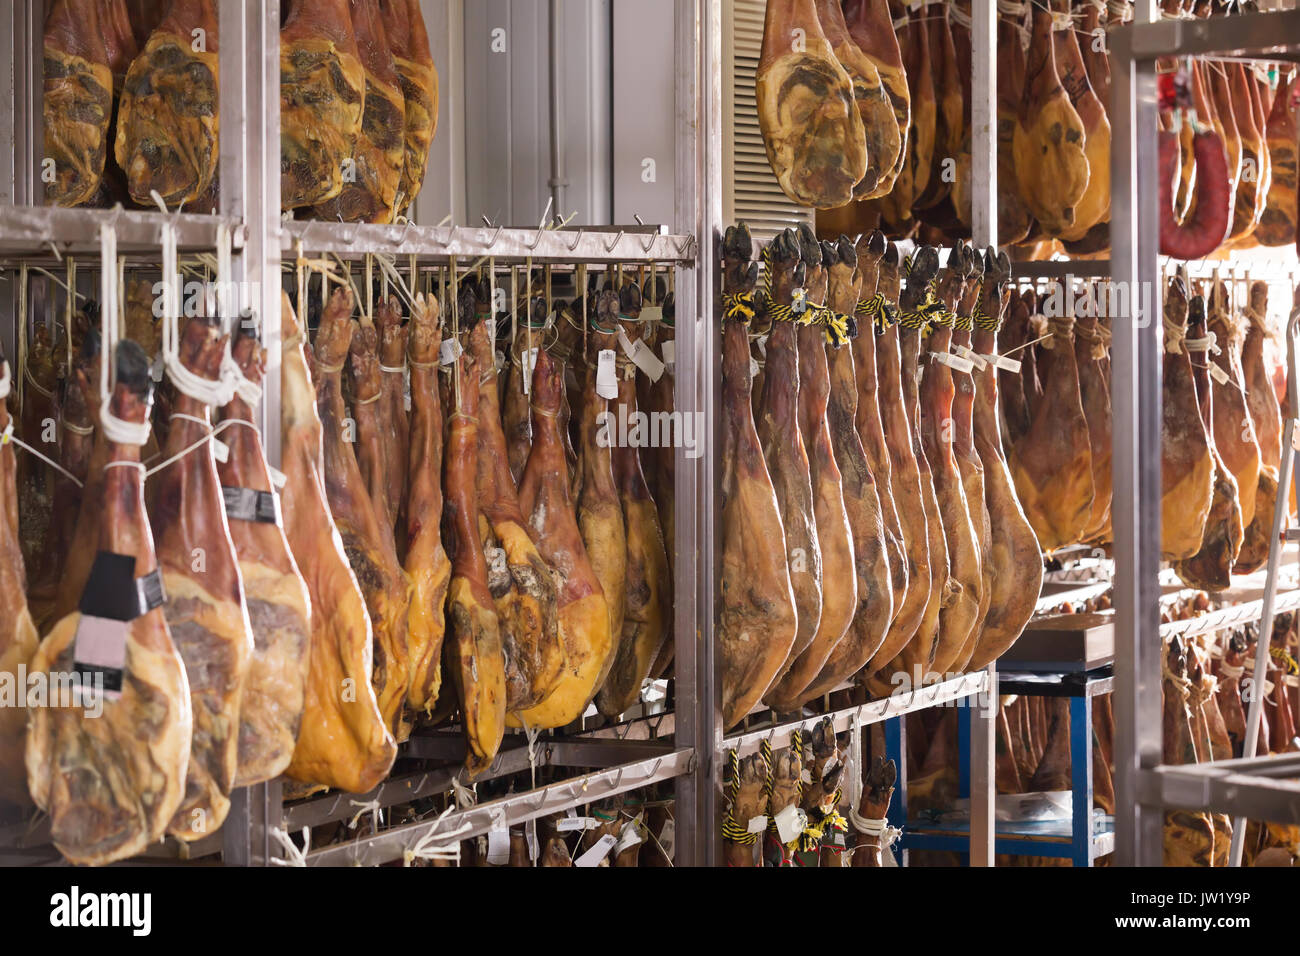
1160;127;1232;260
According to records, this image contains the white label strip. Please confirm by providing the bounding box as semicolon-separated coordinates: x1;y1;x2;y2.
573;833;617;867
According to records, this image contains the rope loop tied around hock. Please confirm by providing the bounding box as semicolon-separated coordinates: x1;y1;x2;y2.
722;291;756;323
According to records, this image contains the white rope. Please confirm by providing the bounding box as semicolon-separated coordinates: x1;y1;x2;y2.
402;804;473;866
161;222;238;408
1183;330;1220;354
846;713;864;818
347;798;383;830
267;826;310;867
144;417;237;477
997;0;1027;16
0;362;9;401
451;773;478;809
848;807;902;847
1;423;83;487
98;222;150;447
1218;661;1245;679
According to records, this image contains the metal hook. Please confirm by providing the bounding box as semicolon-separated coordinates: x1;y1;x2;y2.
526;223;547;251
639;231;658;255
644;757;664;781
674;235;693;258
566;228;584;253
485;224;504;250
612;766;626;790
389;218;413;246
603;230;625;253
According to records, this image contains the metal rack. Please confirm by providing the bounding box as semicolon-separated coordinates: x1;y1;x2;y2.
1109;3;1300;866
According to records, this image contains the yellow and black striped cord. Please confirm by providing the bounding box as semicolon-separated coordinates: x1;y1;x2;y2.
722;746;773;846
1270;645;1300;677
722;291;756;323
857;294;898;334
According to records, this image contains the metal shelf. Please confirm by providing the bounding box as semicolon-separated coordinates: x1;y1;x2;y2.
0;205;245;255
724;671;992;759
282;219;697;264
1140;754;1300;824
302;745;692;866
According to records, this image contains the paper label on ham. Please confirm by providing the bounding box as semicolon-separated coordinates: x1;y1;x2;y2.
661;339;676;372
574;833;618;866
930;349;976;374
73;615;129;698
773;803;807;844
222;486;280;524
557;815;597;832
212;438;230;463
640;306;664;324
616;817;645;853
745;814;768;834
596;349;619;399
1208;362;1230;386
658;818;675;858
266;465;288;490
486;826;510;865
439;338;463;366
150;353;165;383
981;352;1023;374
951;343;988;370
526;820;540;860
522;347;539;395
617;327;666;382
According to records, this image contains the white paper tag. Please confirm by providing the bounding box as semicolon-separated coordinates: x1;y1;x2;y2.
951;343;987;370
596;349;619;399
557;816;596;832
617;327;665;382
749;356;760;379
640;305;664;324
439;338;463;366
658;818;675;859
486;827;510;865
150;354;164;383
72;614;128;702
1208;361;1230;386
982;352;1022;374
745;814;768;834
526;820;539;861
211;438;230;463
615;817;644;854
661;339;675;372
756;335;768;357
520;347;539;395
573;833;617;867
266;465;287;490
494;350;506;374
773;803;808;845
404;386;412;412
930;349;975;374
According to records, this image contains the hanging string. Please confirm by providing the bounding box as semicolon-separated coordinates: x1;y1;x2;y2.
16;263;27;413
364;253;374;327
450;254;460;407
525;255;533;380
488;257;497;354
98;222;148;447
65;256;76;380
161;222;237;407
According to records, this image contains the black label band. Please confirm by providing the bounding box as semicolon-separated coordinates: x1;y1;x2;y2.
79;552;167;621
222;486;279;524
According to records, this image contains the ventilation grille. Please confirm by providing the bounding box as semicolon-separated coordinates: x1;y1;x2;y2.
724;0;813;243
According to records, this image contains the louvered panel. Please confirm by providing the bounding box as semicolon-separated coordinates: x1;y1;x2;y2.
723;0;812;243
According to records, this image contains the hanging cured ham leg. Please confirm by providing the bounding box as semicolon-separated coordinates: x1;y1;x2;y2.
597;284;671;717
766;235;857;711
349;317;398;548
377;298;409;537
756;0;868;208
217;328;312;788
1012;5;1090;235
281;292;395;793
403;293;451;716
1207;280;1261;535
115;0;220;206
314;287;412;740
842;0;909;199
1050;0;1110;240
919;245;982;675
1237;281;1283;572
756;229;823;678
465;306;564;713
378;0;439;209
26;342;191;865
512;348;613;728
719;224;797;727
149;316;252;841
1257;72;1297;246
312;0;405;223
280;0;365;209
0;350;38;806
967;250;1043;669
801;237;892;701
1160;277;1214;560
43;0;113;206
576;295;627;696
864;244;935;679
440;352;505;774
1075;299;1113;543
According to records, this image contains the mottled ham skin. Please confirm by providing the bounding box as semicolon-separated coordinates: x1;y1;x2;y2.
281;291;395;793
149;317;253;841
402;293;450;716
465;318;564;713
756;0;867;208
378;0;438;209
43;0;113;206
114;0;220;206
218;330;312;787
1163;640;1216;867
719;225;798;727
315;289;413;741
281;0;365;209
441;353;506;776
1236;281;1282;572
26;343;192;865
377;298;409;538
511;348;613;728
311;0;404;223
1161;280;1214;561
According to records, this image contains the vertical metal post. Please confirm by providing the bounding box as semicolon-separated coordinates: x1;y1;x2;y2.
970;0;997;250
968;667;996;866
2;1;41;366
672;0;722;867
219;0;283;867
1109;13;1164;867
884;717;908;866
1070;694;1095;867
